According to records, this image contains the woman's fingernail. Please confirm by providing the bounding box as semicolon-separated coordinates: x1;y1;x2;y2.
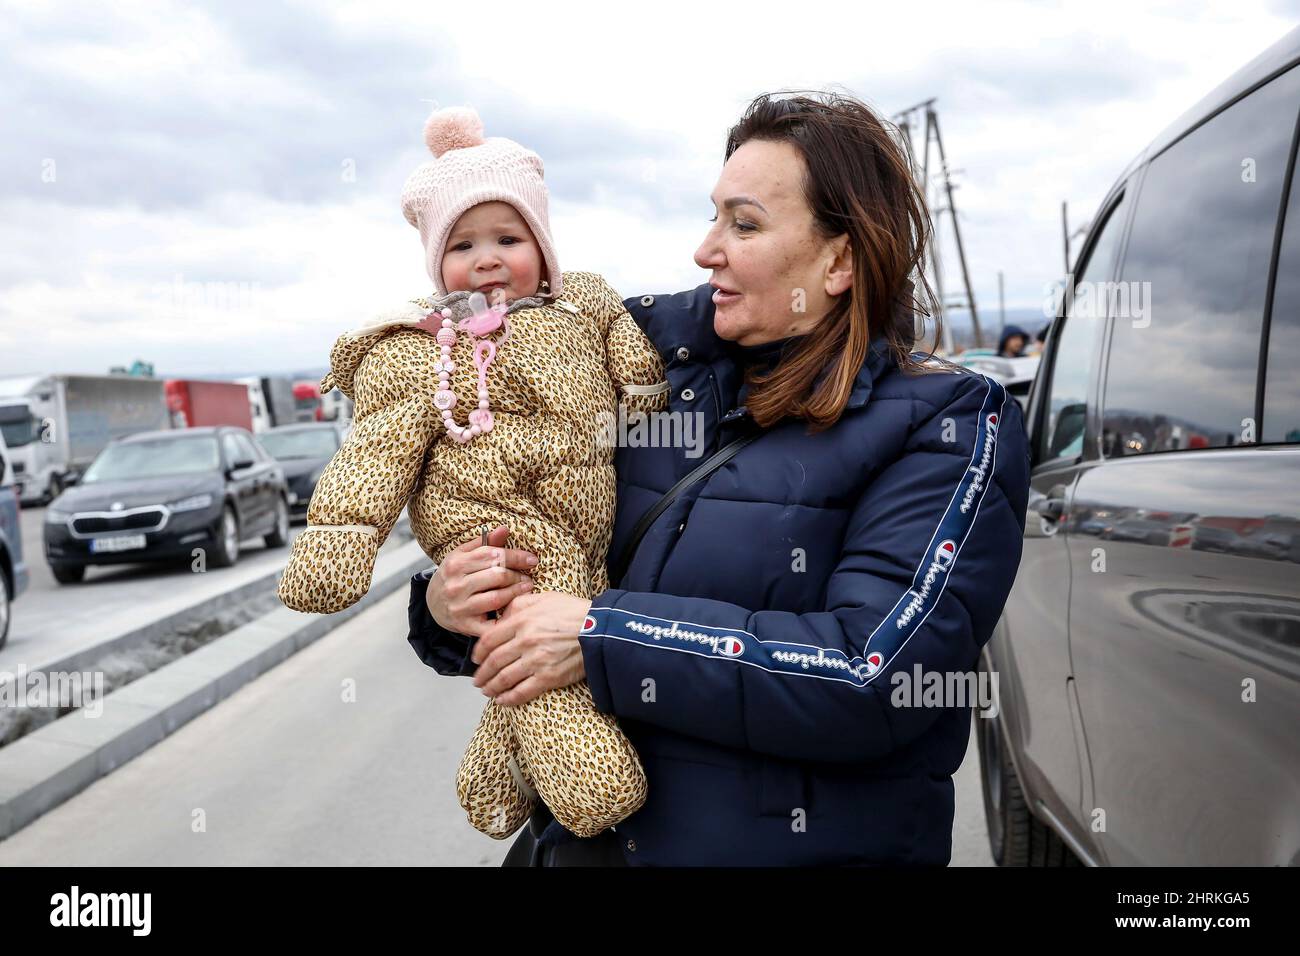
527;555;538;566
522;579;533;590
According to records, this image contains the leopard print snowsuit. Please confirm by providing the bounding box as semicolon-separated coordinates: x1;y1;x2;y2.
277;271;669;838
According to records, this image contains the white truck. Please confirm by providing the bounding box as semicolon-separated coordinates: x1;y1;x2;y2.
0;374;170;505
236;375;298;433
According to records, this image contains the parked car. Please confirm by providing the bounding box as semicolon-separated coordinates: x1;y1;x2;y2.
978;28;1300;866
43;426;289;583
1188;523;1237;554
954;353;1040;412
256;422;347;521
0;428;29;648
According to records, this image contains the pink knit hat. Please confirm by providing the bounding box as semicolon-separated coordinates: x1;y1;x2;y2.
400;106;562;298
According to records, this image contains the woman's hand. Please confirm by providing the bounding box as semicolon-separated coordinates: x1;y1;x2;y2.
471;592;593;707
425;525;537;638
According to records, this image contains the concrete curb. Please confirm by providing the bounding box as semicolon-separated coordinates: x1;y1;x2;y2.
17;520;415;680
0;538;432;841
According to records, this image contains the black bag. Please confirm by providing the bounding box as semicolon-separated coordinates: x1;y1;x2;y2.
501;805;628;867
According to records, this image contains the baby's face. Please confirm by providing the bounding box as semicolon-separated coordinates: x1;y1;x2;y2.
440;201;544;307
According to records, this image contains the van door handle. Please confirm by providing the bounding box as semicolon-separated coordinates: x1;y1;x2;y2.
1035;484;1068;522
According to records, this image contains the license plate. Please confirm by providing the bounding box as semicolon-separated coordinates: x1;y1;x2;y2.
90;534;147;553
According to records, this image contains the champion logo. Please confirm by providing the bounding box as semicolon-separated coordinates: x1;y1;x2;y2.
581;615;596;633
864;651;884;676
895;539;959;630
715;636;745;657
960;406;1000;515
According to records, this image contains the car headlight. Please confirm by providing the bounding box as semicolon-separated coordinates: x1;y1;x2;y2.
45;508;72;524
170;493;214;513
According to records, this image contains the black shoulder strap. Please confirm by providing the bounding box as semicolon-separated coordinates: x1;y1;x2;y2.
608;427;761;589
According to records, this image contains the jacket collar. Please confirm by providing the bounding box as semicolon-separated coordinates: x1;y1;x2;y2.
846;334;895;409
628;283;895;412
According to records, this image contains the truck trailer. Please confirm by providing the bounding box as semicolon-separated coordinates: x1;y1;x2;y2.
0;374;170;505
164;379;253;431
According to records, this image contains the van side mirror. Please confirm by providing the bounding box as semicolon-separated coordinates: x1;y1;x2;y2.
1049;404;1086;459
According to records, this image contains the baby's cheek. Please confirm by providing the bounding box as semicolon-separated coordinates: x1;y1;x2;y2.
440;255;468;292
510;247;544;290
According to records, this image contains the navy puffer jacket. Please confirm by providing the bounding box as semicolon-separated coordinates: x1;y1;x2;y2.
409;283;1030;865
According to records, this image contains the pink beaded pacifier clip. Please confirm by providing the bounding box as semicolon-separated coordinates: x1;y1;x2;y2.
417;291;512;443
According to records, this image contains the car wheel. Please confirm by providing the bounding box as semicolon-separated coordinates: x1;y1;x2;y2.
50;563;86;585
264;496;289;548
976;706;1082;866
210;506;240;568
0;571;10;649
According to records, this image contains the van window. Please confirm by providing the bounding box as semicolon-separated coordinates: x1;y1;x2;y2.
1101;64;1300;457
1040;193;1128;462
1263;160;1300;443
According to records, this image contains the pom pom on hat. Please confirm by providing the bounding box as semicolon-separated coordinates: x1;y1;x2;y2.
424;106;485;158
401;104;562;297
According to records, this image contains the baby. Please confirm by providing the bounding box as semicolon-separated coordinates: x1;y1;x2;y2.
277;107;668;839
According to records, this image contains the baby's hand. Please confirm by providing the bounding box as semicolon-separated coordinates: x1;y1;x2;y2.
428;525;538;639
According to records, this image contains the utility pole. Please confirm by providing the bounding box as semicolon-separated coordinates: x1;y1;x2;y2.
997;271;1006;341
1062;200;1090;275
896;114;948;353
1061;201;1071;275
895;98;984;351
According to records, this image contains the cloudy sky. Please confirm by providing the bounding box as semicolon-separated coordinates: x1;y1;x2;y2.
2;0;1297;377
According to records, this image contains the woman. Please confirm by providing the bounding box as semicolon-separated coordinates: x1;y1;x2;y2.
408;91;1031;866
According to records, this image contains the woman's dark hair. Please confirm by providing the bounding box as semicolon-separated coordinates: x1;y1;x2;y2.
724;90;951;433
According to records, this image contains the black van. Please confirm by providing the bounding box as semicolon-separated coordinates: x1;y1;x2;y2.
978;28;1300;866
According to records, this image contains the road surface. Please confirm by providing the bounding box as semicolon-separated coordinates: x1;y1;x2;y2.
1;505;407;673
0;586;995;865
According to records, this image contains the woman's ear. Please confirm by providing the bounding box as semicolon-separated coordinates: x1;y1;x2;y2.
824;234;853;297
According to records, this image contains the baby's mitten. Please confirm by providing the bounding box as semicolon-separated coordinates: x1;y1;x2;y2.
278;324;442;613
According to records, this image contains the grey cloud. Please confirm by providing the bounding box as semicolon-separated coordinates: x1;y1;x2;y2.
2;2;681;214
